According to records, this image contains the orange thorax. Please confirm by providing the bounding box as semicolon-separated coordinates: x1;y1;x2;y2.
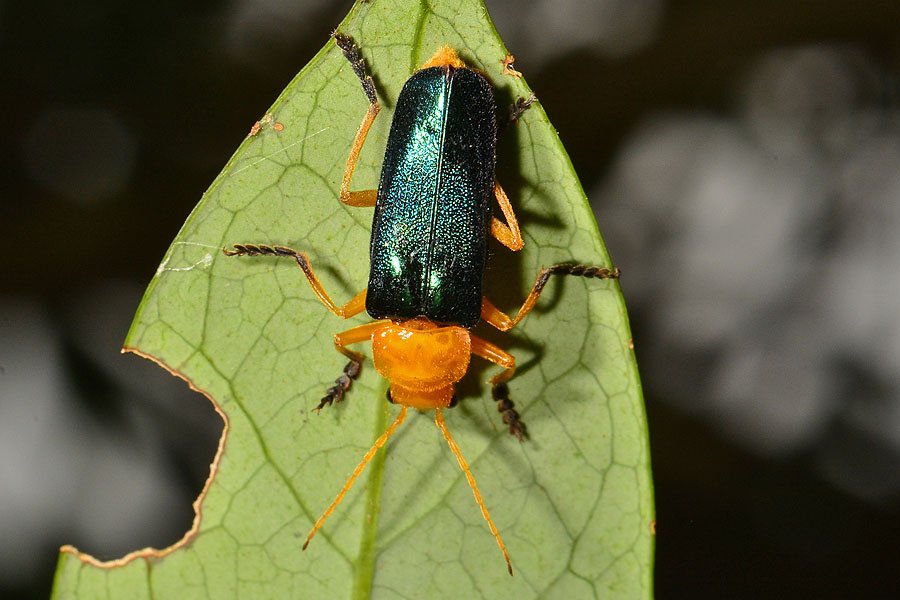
371;318;471;409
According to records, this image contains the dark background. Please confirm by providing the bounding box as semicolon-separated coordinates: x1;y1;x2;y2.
2;0;899;598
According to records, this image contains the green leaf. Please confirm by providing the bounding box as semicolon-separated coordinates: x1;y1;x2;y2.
52;0;654;598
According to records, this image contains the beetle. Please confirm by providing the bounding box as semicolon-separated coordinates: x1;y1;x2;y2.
224;33;620;575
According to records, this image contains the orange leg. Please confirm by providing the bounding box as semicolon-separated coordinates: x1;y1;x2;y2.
491;93;536;248
481;263;620;332
303;406;408;550
490;183;524;251
470;335;516;385
333;33;380;208
434;408;513;576
315;320;387;412
471;335;526;441
333;320;384;361
223;244;367;319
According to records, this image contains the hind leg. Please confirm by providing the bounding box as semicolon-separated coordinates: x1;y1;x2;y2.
333;32;381;207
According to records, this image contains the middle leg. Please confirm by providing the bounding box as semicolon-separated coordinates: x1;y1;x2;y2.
481;263;620;332
224;244;367;319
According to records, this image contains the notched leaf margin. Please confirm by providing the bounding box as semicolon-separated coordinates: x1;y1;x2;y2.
57;346;228;569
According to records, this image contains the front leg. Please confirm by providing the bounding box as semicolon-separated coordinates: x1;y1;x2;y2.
470;334;527;441
315;321;386;412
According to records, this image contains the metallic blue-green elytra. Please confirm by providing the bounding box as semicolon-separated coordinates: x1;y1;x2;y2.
366;65;497;328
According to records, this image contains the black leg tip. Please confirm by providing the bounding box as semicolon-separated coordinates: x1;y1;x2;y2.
315;359;362;412
492;382;528;441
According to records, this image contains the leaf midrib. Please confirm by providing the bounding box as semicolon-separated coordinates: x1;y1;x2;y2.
352;384;391;600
